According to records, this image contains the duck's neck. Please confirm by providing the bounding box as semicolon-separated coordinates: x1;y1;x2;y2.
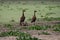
22;12;24;16
34;12;36;16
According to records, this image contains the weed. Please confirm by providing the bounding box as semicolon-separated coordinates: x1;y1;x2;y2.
27;25;51;30
11;19;15;22
53;24;60;32
0;31;41;40
53;28;60;32
4;24;12;27
0;31;30;37
17;35;41;40
4;24;13;30
41;31;51;35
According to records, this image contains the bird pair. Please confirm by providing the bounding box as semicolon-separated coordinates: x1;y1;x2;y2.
20;10;37;26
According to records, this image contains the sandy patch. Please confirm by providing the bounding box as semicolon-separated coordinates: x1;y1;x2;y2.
0;36;17;40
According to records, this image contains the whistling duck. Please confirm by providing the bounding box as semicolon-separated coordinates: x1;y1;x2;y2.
31;10;37;23
20;10;25;25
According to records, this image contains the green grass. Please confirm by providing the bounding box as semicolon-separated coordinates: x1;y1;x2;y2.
53;24;60;32
43;17;60;21
41;31;51;35
0;1;60;23
4;24;14;30
0;31;30;38
27;25;51;30
0;31;41;40
17;35;41;40
38;30;51;35
27;24;60;32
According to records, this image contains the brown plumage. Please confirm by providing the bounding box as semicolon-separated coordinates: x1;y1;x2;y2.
20;10;25;25
31;10;37;23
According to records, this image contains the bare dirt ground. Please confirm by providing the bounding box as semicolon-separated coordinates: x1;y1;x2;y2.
0;30;60;40
32;35;60;40
0;36;17;40
20;30;60;40
0;21;60;40
0;35;60;40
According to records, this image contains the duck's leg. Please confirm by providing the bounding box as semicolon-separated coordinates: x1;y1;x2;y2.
20;22;23;26
34;22;35;25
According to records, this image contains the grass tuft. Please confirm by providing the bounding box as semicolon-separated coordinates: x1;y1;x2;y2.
27;25;51;30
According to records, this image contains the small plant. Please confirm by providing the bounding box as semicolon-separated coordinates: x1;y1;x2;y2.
55;17;60;20
0;31;41;40
4;24;13;30
42;31;51;35
17;35;41;40
4;24;12;27
53;24;60;32
0;31;30;36
41;15;44;18
53;28;60;32
11;19;15;22
27;25;51;30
